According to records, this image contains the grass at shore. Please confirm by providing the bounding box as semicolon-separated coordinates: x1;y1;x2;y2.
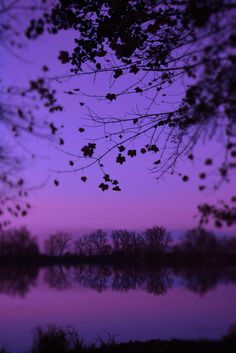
2;325;229;353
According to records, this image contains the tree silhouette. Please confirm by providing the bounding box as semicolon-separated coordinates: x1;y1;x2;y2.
44;232;72;256
25;0;236;227
179;227;218;255
0;227;39;257
110;227;171;256
26;1;234;178
0;0;62;227
32;324;83;353
142;226;172;255
74;229;111;257
111;230;138;255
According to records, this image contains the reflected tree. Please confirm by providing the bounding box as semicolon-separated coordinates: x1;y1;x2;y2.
175;266;222;296
74;265;110;292
0;265;39;297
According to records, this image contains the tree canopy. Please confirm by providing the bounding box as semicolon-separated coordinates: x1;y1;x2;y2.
1;0;236;228
0;0;63;227
24;0;236;227
26;1;234;178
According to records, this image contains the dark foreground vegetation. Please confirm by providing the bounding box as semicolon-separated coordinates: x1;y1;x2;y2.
1;324;236;353
0;226;236;265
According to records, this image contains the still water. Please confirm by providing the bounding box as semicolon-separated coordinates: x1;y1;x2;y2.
0;265;235;352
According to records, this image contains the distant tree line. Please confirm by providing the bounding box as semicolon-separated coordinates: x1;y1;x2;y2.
43;227;236;259
0;226;236;297
0;226;235;260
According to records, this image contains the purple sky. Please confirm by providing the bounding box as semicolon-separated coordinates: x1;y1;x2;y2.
2;15;236;239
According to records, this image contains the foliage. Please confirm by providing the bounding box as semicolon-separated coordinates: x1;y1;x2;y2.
0;227;39;257
32;325;84;353
10;324;236;353
179;228;218;255
198;201;236;228
24;0;236;228
26;0;234;188
0;1;62;227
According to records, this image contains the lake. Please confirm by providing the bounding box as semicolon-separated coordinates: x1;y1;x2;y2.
0;264;235;352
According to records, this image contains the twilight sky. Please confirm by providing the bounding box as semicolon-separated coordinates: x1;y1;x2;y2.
2;7;236;239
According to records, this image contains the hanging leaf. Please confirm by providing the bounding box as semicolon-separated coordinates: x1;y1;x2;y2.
81;176;87;182
113;186;121;191
127;149;136;157
116;154;126;164
99;183;109;191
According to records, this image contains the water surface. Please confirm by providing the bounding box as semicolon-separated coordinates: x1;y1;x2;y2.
0;265;235;352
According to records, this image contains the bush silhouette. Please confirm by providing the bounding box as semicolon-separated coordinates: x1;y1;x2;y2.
0;227;39;258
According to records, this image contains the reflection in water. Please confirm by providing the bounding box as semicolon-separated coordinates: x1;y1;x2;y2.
0;265;235;352
0;264;236;297
174;266;236;296
45;266;72;290
44;264;236;297
72;265;173;295
0;265;38;297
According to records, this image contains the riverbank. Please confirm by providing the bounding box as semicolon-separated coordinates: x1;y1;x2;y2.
9;325;236;353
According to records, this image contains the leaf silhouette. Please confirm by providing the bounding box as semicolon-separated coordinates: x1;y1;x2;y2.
118;145;125;152
113;69;123;79
81;143;96;157
205;158;213;166
116;154;126;165
81;176;87;182
106;93;116;101
103;174;110;182
127;149;136;158
113;186;121;191
99;183;109;191
182;175;189;182
58;50;70;64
